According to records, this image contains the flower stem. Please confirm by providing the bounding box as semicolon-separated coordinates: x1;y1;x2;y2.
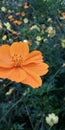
48;126;52;130
24;103;35;130
0;89;27;122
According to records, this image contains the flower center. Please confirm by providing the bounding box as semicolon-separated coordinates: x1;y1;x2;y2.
11;54;23;67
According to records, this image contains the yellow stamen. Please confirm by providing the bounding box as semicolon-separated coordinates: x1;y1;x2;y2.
11;54;23;67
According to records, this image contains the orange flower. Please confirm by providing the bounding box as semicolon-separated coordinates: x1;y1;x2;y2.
13;20;22;25
0;42;49;88
8;15;14;21
24;2;29;9
13;20;17;24
61;12;65;18
12;31;19;34
12;31;20;35
8;15;13;19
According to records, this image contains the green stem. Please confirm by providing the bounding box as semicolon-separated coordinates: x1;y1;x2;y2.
0;92;26;122
24;103;35;130
48;126;52;130
48;65;62;83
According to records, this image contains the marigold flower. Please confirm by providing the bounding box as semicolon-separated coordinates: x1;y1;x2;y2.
0;42;49;88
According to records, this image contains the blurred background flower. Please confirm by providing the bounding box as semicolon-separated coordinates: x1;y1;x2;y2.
46;113;59;127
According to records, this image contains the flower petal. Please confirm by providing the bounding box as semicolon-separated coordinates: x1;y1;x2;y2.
22;68;42;88
23;63;49;76
24;51;43;65
0;67;27;82
10;42;29;59
0;45;12;68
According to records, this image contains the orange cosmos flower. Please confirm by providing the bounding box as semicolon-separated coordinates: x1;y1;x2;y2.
13;20;22;25
24;2;29;9
12;31;18;35
8;15;14;21
61;12;65;18
8;15;13;19
0;42;49;88
12;31;20;35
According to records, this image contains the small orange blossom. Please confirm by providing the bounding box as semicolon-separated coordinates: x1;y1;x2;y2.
13;20;22;25
24;2;29;9
0;42;49;88
8;15;14;21
8;15;13;19
12;31;20;35
61;12;65;18
12;31;18;35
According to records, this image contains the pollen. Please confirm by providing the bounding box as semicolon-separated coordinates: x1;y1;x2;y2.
11;54;23;67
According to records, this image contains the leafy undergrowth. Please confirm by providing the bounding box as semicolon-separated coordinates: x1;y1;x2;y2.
0;0;65;130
